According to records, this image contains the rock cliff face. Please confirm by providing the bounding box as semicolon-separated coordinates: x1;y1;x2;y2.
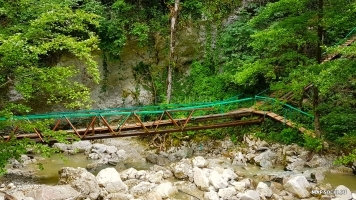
4;26;203;112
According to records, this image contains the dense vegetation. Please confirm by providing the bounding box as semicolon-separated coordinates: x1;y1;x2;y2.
0;0;355;173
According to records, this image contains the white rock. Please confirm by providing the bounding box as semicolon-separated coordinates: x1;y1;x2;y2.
232;152;247;166
222;168;238;181
145;170;164;183
352;193;356;200
151;165;173;179
96;168;128;193
72;141;92;152
23;197;34;200
58;167;101;199
254;150;277;169
334;185;352;200
106;145;118;154
154;182;178;199
240;190;260;200
117;149;127;159
240;178;252;189
121;168;138;180
142;192;162;200
170;158;193;180
130;182;156;197
209;170;228;190
192;156;208;168
193;167;210;191
92;143;106;153
284;175;311;198
218;187;237;200
204;191;220;200
256;182;272;198
26;185;80;200
7;183;15;189
231;181;246;192
136;170;147;179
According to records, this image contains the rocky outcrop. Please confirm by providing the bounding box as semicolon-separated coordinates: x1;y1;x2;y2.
170;158;193;180
284;175;311;198
96;168;128;193
209;170;228;190
25;185;81;200
334;185;352;200
58;167;101;200
193;167;210;191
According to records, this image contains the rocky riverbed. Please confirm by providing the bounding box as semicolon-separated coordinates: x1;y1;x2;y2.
1;136;356;200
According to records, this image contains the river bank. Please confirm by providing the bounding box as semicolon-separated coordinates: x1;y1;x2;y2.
1;135;356;200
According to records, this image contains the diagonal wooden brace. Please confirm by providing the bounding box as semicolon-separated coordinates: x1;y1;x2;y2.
165;111;181;129
64;116;81;138
134;113;150;133
82;116;97;139
99;114;114;133
182;110;195;130
154;112;165;132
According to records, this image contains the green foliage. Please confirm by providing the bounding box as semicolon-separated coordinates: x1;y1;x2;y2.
334;149;356;166
0;0;101;110
303;134;323;152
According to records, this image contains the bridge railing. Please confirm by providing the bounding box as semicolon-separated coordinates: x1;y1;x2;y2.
254;95;314;130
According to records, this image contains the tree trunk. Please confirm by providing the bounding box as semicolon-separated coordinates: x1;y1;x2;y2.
313;86;321;138
316;0;324;63
167;0;180;103
313;0;323;138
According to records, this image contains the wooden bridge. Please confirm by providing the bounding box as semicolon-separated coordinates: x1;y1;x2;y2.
0;97;315;143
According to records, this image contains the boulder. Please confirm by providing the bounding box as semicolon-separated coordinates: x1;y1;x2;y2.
232;152;247;166
193;167;210;191
209;170;228;190
116;149;127;159
154;182;178;199
240;190;260;200
334;185;352;200
170;158;193;180
204;191;220;200
151;165;173;179
142;192;162;200
256;182;272;198
329;166;354;175
145;170;164;183
231;181;246;192
254;150;278;169
53;143;68;152
286;157;305;171
58;167;101;199
72;141;92;153
218;187;237;200
222;168;238;181
284;175;311;198
120;168;138;180
105;145;118;154
130;182;156;197
96;168;128;193
104;193;133;200
192;156;208;168
92;143;107;153
146;153;158;164
172;147;193;160
26;185;81;200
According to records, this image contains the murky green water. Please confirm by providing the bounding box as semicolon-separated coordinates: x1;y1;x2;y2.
30;154;93;185
322;172;356;192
